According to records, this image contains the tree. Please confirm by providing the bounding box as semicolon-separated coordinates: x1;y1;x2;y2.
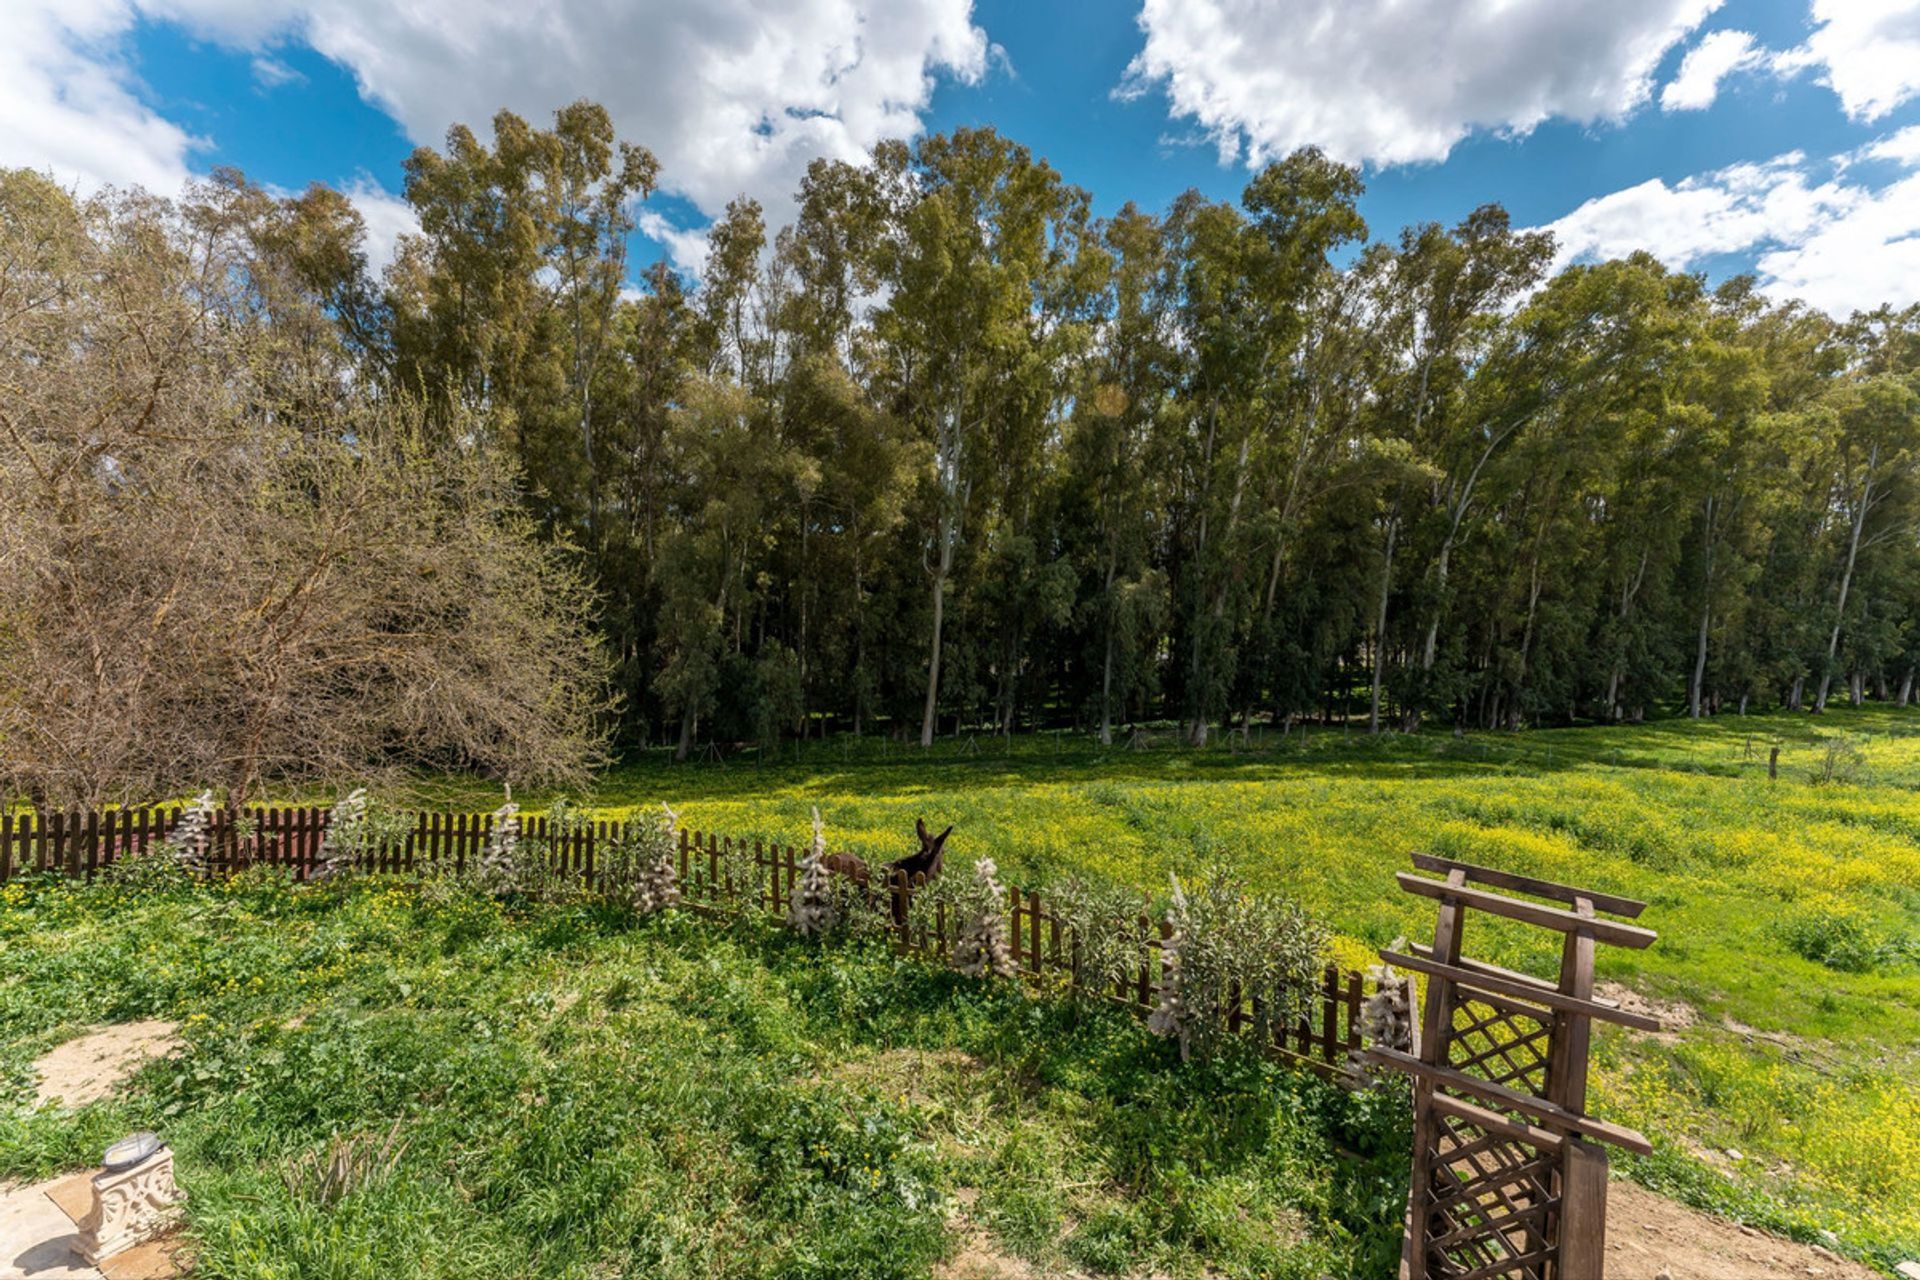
0;174;612;806
869;129;1090;746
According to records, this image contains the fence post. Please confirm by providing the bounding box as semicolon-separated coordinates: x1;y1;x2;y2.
1561;1138;1610;1279
53;811;72;877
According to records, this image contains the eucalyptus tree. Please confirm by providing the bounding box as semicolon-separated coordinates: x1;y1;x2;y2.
1064;203;1174;743
1809;371;1920;711
1364;208;1553;726
538;101;657;547
868;128;1091;746
389;102;657;545
1163;151;1366;744
34;103;1920;751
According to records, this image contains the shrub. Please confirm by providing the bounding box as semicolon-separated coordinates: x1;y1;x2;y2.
1779;896;1882;972
951;858;1017;979
314;787;414;879
788;808;838;937
1149;870;1328;1061
606;803;682;915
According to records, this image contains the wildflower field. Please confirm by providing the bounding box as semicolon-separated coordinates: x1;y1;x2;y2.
413;705;1920;1270
3;706;1917;1276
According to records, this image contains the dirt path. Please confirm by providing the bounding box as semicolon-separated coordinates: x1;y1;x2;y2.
30;1022;179;1108
1603;1181;1884;1280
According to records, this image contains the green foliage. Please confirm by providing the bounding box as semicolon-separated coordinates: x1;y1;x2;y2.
1177;869;1327;1035
1779;895;1912;973
405;706;1920;1268
0;876;1399;1279
317;788;415;879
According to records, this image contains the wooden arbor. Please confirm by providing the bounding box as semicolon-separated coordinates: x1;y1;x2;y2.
1367;854;1661;1280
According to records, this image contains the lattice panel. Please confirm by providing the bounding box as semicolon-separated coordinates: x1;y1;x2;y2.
1447;991;1554;1097
1421;1108;1561;1280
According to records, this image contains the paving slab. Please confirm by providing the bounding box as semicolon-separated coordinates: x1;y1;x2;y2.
0;1178;101;1280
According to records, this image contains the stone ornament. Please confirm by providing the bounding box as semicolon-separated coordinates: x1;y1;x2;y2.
78;1138;184;1264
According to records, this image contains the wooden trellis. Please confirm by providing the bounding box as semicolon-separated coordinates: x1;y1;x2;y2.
1367;853;1661;1280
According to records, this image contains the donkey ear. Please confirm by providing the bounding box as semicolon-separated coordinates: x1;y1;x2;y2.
916;817;929;841
935;825;953;847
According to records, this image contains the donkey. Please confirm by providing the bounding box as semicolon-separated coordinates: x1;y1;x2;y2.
818;818;953;927
879;818;952;927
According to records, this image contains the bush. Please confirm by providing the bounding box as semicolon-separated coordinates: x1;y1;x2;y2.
1780;897;1883;972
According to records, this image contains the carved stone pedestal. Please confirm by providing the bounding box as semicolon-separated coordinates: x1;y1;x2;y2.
76;1145;183;1265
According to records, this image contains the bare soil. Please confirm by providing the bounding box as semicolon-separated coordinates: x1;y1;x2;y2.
31;1021;180;1108
1603;1181;1884;1280
1596;982;1698;1044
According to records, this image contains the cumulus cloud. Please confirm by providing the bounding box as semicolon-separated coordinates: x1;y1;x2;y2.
3;0;988;257
1542;144;1920;315
1788;0;1920;122
636;210;715;280
1660;29;1762;111
0;0;201;194
1120;0;1720;168
156;0;988;222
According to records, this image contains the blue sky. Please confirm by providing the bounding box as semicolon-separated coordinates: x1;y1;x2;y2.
7;0;1919;314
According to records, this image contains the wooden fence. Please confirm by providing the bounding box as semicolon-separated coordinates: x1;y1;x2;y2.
0;805;1368;1079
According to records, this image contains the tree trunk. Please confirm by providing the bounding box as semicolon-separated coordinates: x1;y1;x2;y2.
675;705;696;762
1689;495;1718;719
1899;666;1914;707
1369;513;1398;734
920;560;947;749
1098;554;1117;746
1816;445;1877;713
1604;548;1650;721
1420;415;1526;673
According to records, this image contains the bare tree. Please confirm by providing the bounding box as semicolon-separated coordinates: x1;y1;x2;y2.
0;171;612;808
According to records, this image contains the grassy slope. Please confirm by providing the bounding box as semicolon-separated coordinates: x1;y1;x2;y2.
418;706;1920;1270
0;877;1406;1279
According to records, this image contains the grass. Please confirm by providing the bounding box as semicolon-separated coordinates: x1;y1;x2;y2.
0;872;1408;1279
6;706;1917;1274
406;704;1920;1272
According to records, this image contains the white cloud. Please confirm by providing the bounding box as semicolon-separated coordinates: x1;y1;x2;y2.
250;54;305;89
1542;142;1920;315
3;0;988;256
636;210;714;280
156;0;988;223
340;176;417;273
1863;125;1920;167
1660;29;1761;111
0;0;201;193
1120;0;1721;168
1756;174;1920;313
1789;0;1920;122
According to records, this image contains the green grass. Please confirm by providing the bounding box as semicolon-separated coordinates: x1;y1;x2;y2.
8;707;1918;1275
0;873;1408;1279
410;705;1920;1271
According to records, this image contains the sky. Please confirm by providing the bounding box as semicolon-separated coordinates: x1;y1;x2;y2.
5;0;1920;316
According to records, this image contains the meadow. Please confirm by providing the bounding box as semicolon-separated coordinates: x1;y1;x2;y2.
4;706;1917;1276
0;873;1408;1278
411;705;1920;1270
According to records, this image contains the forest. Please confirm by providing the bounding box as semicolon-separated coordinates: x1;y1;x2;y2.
7;99;1920;770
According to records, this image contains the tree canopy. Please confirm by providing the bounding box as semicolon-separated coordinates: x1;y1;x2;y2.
7;99;1919;780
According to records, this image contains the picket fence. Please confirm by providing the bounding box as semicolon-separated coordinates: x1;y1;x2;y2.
0;804;1368;1079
